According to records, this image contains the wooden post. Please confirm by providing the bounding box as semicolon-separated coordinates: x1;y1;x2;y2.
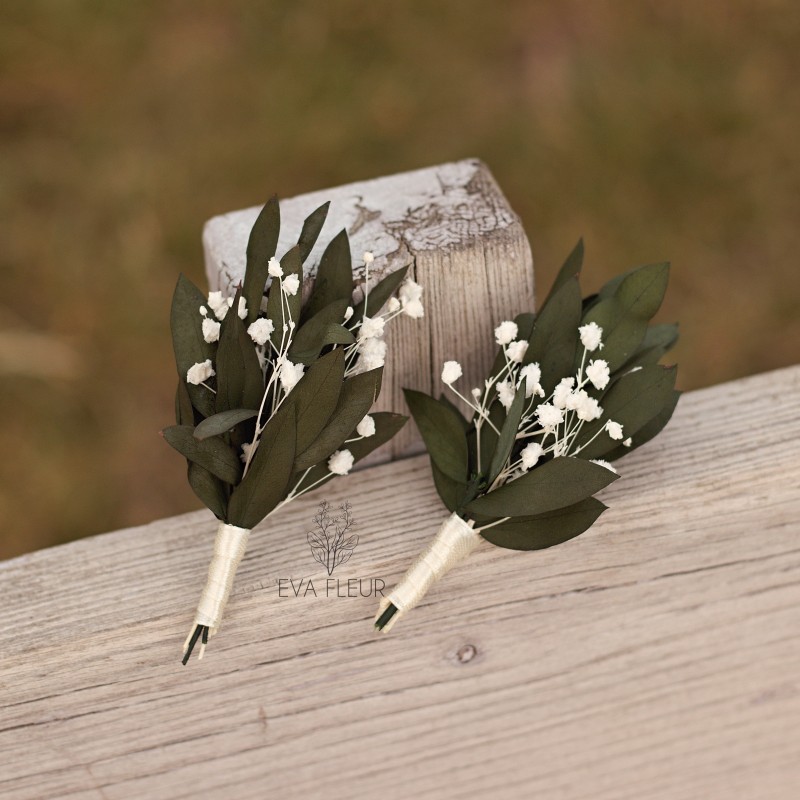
203;159;535;460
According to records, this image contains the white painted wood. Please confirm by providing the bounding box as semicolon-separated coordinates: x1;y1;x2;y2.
1;366;799;799
202;160;535;459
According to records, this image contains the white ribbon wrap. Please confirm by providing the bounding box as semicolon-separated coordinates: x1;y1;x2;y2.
376;512;481;632
183;522;250;657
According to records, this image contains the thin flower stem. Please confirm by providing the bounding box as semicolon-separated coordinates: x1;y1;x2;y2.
200;381;217;394
475;516;511;532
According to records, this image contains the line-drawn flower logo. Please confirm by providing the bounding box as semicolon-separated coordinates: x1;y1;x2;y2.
307;500;358;575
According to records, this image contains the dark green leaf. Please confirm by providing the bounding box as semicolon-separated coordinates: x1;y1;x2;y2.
430;461;468;513
297;202;330;263
487;384;525;484
243;196;280;324
294;367;383;470
465;456;618;518
227;408;296;528
582;263;670;370
350;264;409;323
175;378;194;426
162;425;242;485
170;274;215;417
479;498;606;551
187;463;228;520
542;238;583;309
605;390;681;461
194;408;258;440
288;299;351;363
438;394;469;432
283;348;345;454
571;365;677;459
404;389;469;482
526;276;582;395
621;323;679;371
304;228;353;320
215;289;264;412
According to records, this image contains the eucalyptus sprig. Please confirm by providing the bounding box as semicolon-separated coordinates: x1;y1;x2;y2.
375;241;679;632
164;196;424;662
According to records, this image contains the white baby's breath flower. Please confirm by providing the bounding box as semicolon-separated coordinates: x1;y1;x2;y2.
363;251;374;265
506;339;529;363
359;315;385;341
590;459;617;474
576;394;603;422
623;437;632;447
278;359;305;392
519;362;543;397
268;258;283;278
494;320;518;346
553;377;575;409
471;387;482;399
356;415;376;438
496;379;516;410
387;297;401;313
202;317;221;343
186;359;215;385
240;441;256;464
207;291;229;321
199;306;208;317
606;420;624;440
354;337;387;373
237;297;248;320
399;279;424;318
579;322;603;351
247;318;274;346
586;359;610;390
565;389;586;411
282;274;300;296
535;403;564;429
521;442;544;469
441;360;463;385
343;306;354;322
328;449;354;476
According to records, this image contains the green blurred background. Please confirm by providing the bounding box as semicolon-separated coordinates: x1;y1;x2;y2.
2;1;798;558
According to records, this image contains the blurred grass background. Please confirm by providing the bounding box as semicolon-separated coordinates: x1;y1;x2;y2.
1;1;798;558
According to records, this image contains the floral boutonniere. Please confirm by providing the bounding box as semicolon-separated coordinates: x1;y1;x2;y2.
375;240;679;632
163;196;424;661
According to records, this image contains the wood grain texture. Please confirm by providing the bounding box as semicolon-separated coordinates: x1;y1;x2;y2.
1;366;799;800
202;160;535;459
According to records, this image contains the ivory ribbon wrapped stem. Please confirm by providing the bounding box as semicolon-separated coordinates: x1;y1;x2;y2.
375;512;482;632
182;522;251;659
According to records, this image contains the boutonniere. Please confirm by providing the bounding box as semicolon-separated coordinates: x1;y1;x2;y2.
375;240;679;632
163;197;424;661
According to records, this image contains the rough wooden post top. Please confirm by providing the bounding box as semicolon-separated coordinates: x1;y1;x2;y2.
203;158;525;293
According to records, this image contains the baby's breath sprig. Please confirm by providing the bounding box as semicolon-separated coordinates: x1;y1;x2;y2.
163;196;424;662
375;240;680;633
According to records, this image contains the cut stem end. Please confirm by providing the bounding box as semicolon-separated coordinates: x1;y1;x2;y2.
375;603;398;632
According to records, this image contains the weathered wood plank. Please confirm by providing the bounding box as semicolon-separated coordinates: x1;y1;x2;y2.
1;366;799;799
202;160;535;459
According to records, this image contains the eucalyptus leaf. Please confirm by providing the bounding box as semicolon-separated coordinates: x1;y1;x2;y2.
175;378;194;426
188;462;228;520
215;289;264;413
404;389;469;483
605;389;681;461
479;497;606;551
350;264;409;323
465;456;618;518
621;323;679;371
288;299;351;363
194;408;258;440
282;348;345;454
487;384;525;484
243;196;280;324
170;274;215;417
571;365;677;459
526;276;581;394
297;201;330;263
430;460;468;513
294;367;383;470
542;238;583;309
162;425;242;485
227;408;296;528
304;229;352;320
